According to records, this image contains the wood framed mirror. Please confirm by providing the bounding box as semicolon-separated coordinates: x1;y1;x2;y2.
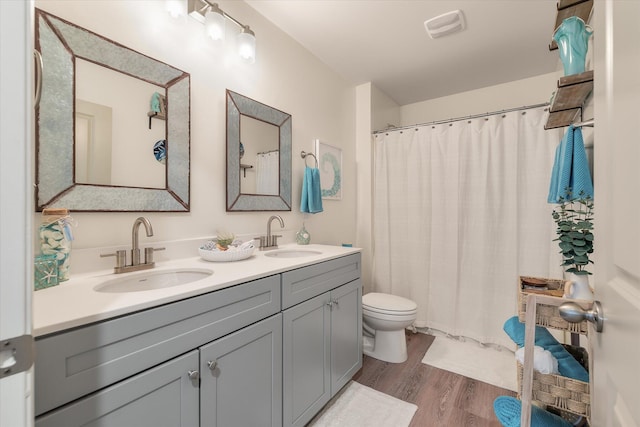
35;9;190;212
226;90;292;211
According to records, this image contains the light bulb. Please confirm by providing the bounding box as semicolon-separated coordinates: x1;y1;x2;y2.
237;26;256;63
205;5;225;40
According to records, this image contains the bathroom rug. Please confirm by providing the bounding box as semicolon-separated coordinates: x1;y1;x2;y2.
421;336;517;392
308;381;417;427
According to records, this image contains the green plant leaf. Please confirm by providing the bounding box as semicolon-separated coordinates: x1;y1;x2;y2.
574;255;589;263
572;239;586;247
559;241;573;251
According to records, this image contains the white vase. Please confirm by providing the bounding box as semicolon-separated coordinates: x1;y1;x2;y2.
565;272;594;301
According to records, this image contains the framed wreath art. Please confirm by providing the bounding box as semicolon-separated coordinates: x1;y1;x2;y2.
315;139;342;200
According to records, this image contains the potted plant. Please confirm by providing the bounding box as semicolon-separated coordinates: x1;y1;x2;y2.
551;190;594;299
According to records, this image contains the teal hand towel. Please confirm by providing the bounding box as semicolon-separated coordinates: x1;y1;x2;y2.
493;396;572;427
300;166;323;213
548;125;594;203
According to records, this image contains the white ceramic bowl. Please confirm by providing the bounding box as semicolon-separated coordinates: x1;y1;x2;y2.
199;239;256;262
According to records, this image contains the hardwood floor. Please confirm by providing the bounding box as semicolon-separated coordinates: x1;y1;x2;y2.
353;331;516;427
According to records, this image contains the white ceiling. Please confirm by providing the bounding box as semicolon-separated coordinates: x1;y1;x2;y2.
245;0;562;105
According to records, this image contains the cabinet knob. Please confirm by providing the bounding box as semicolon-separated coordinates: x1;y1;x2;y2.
207;360;218;371
187;370;199;380
332;299;339;307
326;301;334;308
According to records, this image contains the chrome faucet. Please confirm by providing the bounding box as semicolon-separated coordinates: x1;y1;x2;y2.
131;217;153;266
100;217;165;274
257;215;284;250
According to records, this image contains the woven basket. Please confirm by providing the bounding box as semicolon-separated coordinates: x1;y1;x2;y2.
517;359;590;418
518;276;589;334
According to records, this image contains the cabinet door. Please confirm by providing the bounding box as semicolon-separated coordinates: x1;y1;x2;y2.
330;278;362;396
35;350;199;427
200;314;282;427
283;293;331;427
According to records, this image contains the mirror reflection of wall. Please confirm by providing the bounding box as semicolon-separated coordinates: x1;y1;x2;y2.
75;100;112;185
240;115;279;195
75;59;165;189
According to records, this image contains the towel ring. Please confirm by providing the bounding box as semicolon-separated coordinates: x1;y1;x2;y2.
301;151;318;168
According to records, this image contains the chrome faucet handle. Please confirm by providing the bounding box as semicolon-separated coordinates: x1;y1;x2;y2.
270;235;282;247
255;236;268;248
144;247;165;264
100;250;127;268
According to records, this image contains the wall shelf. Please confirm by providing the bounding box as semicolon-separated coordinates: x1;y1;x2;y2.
549;0;594;50
545;70;593;129
240;163;253;178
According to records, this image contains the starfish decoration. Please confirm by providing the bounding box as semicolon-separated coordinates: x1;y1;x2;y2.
40;267;57;284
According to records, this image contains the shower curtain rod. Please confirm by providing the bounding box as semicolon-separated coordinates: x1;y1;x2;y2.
373;102;550;134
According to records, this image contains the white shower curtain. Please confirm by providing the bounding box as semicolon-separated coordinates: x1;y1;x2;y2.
256;150;279;195
372;107;565;348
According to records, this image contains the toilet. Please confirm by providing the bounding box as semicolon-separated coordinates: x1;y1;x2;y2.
362;292;418;363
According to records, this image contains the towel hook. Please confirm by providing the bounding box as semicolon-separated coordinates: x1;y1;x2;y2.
301;151;318;168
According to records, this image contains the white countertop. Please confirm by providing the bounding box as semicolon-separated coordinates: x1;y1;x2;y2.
34;243;361;337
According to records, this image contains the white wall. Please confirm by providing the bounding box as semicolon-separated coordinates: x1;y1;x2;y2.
355;84;401;293
400;71;561;126
34;1;356;258
371;86;401;133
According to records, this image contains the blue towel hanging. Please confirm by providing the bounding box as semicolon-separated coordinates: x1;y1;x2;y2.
548;125;594;203
300;166;323;213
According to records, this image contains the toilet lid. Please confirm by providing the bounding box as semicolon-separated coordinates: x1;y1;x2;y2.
362;292;417;313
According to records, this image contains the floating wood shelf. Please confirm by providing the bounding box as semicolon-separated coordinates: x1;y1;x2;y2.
545;70;593;129
240;163;253;178
549;0;594;50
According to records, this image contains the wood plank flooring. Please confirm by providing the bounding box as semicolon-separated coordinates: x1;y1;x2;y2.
353;332;516;427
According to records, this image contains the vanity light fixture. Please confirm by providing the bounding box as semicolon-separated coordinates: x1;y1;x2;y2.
205;2;226;41
171;0;256;62
237;25;256;63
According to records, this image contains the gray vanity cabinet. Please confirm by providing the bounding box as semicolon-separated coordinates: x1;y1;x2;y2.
282;254;362;427
34;252;361;427
35;275;281;427
35;350;200;427
200;314;282;427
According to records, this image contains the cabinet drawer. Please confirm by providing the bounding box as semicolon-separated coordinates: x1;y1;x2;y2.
35;275;280;416
36;350;200;427
281;253;361;309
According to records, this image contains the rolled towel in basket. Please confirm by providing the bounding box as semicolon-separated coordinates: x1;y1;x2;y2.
493;396;572;427
515;346;559;375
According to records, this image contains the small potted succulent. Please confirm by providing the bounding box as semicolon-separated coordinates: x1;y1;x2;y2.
551;190;594;299
215;230;235;251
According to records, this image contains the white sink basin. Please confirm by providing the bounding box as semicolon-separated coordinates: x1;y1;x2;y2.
264;249;322;258
94;268;213;293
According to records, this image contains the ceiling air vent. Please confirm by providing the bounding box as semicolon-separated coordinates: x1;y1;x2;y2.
424;10;465;39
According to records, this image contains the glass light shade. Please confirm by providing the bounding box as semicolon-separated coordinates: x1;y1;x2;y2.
166;0;187;18
237;26;256;63
205;7;225;40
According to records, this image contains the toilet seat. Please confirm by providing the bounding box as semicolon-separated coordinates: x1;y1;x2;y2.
362;292;417;316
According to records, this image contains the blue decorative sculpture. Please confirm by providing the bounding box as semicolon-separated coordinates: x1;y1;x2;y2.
150;92;162;114
553;16;593;76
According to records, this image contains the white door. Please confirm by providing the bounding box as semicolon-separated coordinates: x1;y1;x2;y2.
0;1;34;427
591;0;640;425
